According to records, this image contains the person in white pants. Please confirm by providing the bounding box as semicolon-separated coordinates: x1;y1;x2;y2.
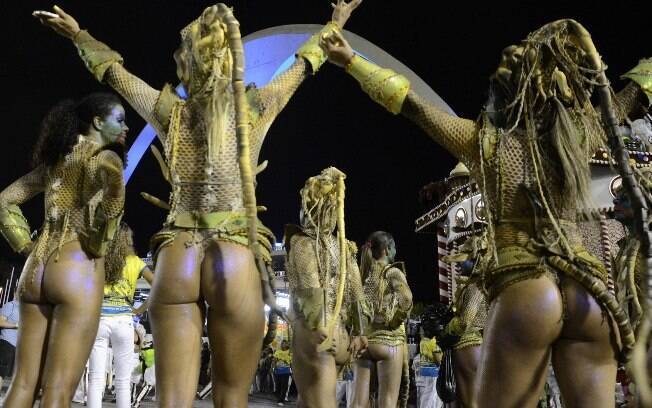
87;224;154;408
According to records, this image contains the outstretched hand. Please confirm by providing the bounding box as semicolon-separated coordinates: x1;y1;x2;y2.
33;5;80;39
331;0;362;29
319;30;355;68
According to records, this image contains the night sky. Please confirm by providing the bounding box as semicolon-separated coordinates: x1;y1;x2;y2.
1;1;649;302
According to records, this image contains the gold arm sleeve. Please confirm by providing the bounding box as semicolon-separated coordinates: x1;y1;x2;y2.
0;205;32;253
296;22;340;74
345;54;410;115
0;166;44;253
402;90;480;166
74;30;123;82
73;31;170;140
621;58;652;107
457;284;484;334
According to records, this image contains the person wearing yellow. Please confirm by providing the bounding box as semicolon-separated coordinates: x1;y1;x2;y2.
273;340;293;406
87;223;154;408
413;330;443;408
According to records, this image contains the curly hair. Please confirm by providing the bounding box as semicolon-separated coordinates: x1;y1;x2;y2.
104;222;135;284
32;92;121;168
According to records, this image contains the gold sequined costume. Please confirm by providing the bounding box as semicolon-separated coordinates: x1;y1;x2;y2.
72;21;340;263
0;138;125;290
343;20;650;358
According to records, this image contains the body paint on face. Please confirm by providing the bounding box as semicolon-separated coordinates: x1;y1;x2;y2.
99;104;129;146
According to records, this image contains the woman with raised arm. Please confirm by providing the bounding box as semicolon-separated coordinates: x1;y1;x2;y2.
0;92;126;407
35;2;361;407
320;22;651;407
353;231;412;408
284;167;370;408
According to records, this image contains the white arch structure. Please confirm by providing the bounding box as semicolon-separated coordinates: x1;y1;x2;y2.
123;24;456;183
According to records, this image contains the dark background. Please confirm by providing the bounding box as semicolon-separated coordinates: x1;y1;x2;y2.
1;1;649;302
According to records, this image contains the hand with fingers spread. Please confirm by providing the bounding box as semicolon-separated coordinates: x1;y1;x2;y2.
331;0;363;29
319;29;355;68
33;5;80;39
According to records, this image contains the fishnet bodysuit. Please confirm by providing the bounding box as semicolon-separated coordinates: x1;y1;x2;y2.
452;280;488;350
401;87;645;292
104;58;310;221
363;260;412;346
286;232;364;330
0;140;124;291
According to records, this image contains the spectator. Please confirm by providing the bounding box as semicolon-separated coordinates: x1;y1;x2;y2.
0;297;19;394
273;340;293;406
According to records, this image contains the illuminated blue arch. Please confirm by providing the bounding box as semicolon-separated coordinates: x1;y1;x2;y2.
124;25;455;183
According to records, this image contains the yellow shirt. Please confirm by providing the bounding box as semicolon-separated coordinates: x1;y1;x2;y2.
419;337;442;364
101;255;146;315
274;349;292;367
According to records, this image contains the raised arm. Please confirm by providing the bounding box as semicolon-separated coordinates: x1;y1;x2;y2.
255;1;362;122
321;30;481;167
35;6;175;141
0;166;45;255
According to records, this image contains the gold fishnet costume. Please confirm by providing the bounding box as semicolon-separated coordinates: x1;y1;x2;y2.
363;260;412;346
0;139;124;292
450;278;488;350
343;21;649;359
400;88;643;356
73;28;330;260
286;232;366;336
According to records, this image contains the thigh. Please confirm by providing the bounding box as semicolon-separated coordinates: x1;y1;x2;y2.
551;277;618;408
374;344;404;408
352;358;373;408
3;302;51;407
150;231;202;304
202;241;265;406
453;345;481;407
476;275;563;408
40;241;103;399
292;318;338;408
110;316;135;376
89;320;110;377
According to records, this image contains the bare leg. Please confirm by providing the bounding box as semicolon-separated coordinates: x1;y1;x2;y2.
552;277;618;408
10;241;104;407
202;241;265;408
368;343;404;408
351;358;372;408
148;232;204;408
292;317;338;408
475;275;563;408
453;345;481;407
3;301;51;408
